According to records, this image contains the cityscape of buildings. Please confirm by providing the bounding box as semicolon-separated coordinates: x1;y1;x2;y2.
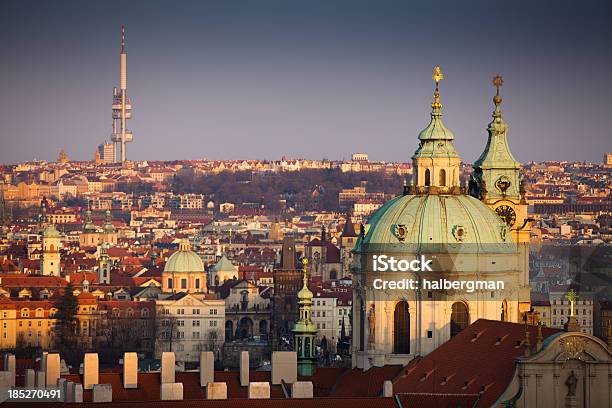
0;12;610;408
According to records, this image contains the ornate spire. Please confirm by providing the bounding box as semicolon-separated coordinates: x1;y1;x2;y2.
298;258;312;302
412;66;460;189
341;208;357;237
472;73;521;200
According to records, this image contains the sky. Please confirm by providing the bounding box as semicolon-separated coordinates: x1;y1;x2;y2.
0;0;611;164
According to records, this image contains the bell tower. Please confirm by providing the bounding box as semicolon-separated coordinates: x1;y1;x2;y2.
98;242;111;285
471;75;530;244
472;75;532;319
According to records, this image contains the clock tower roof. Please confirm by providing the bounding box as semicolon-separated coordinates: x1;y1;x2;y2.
474;74;520;170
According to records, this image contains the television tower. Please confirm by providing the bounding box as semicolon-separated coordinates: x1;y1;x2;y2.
111;25;134;163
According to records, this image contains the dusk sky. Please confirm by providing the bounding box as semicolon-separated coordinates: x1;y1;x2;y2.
1;0;610;164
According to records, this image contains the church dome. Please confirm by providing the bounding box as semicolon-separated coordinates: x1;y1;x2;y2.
42;224;61;238
164;239;204;273
359;193;513;254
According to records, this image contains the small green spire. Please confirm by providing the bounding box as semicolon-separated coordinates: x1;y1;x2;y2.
293;258;317;376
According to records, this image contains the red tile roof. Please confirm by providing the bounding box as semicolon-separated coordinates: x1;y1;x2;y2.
392;319;562;408
333;365;404;397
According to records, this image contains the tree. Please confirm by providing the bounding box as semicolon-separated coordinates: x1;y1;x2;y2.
155;312;179;354
53;283;79;363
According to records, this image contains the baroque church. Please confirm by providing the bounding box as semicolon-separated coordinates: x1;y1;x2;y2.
352;68;532;369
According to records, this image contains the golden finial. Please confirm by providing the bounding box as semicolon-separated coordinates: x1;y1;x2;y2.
432;66;444;83
301;257;309;286
431;66;444;110
492;74;503;106
565;289;578;317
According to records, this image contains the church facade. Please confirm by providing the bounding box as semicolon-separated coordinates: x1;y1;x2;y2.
352;68;532;369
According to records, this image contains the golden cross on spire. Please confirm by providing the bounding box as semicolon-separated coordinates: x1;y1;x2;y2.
565;289;578;317
431;66;444;110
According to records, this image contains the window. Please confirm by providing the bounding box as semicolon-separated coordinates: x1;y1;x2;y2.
21;309;30;317
427;330;433;339
393;301;410;354
450;302;469;338
210;309;217;315
424;169;431;186
181;279;187;289
192;320;200;327
167;278;173;289
141;308;149;318
195;279;200;289
177;309;185;315
439;169;446;186
193;332;200;339
210;320;217;327
177;320;184;326
193;308;200;315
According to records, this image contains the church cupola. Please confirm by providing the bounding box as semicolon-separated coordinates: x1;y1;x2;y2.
411;66;461;192
292;258;317;376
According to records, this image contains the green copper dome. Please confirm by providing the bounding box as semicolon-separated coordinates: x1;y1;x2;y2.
357;194;514;254
42;224;61;238
164;239;204;273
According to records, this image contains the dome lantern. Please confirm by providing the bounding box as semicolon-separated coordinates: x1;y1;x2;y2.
412;66;461;191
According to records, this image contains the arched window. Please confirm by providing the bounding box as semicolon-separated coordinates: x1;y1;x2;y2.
424;169;431;186
21;308;30;318
259;319;268;335
141;308;149;318
450;302;469;337
439;169;446;186
393;301;410;354
225;320;234;341
126;308;134;317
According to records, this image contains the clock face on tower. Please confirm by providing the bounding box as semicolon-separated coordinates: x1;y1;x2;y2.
495;205;516;227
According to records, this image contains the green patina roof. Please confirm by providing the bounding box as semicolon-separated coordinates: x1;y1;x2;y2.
164;239;204;273
474;105;520;169
356;193;515;254
412;102;459;160
42;224;61;238
211;255;238;273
